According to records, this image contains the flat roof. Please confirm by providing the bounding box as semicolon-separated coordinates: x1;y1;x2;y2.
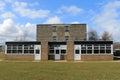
37;24;86;26
74;41;113;44
48;42;66;45
6;41;41;45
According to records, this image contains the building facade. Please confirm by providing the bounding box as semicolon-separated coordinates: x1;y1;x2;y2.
5;24;113;61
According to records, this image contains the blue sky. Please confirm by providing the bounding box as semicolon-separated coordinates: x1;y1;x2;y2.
0;0;120;44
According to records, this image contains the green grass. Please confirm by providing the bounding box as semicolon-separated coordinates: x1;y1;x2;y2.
0;53;5;60
0;61;120;80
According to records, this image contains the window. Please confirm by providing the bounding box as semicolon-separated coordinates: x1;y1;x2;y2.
75;50;79;54
61;50;66;54
52;26;57;32
64;26;69;32
36;50;40;54
56;50;59;54
49;50;54;54
52;36;57;41
65;36;69;41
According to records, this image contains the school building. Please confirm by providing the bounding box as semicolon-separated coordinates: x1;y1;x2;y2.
5;24;113;61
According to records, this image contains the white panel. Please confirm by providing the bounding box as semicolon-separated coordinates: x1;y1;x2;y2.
74;45;81;60
34;45;41;60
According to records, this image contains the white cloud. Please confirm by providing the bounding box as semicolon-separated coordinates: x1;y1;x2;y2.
1;12;16;19
44;16;61;24
71;21;80;24
58;5;83;16
0;19;36;44
13;1;50;19
93;0;120;41
0;1;5;11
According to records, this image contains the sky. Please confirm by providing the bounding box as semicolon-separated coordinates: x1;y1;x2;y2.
0;0;120;45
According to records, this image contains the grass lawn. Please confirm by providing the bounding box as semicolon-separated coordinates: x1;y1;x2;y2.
0;61;120;80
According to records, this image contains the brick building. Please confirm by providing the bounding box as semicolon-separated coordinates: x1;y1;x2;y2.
5;24;113;61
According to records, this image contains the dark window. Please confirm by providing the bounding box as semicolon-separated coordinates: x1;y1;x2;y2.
36;50;40;54
106;47;111;50
18;50;22;53
24;45;28;49
7;50;11;53
94;46;99;50
106;50;111;53
29;45;34;49
49;50;54;54
52;36;57;41
81;50;86;54
64;26;69;32
87;50;92;54
13;45;17;49
100;50;105;54
100;47;105;50
7;45;12;50
18;45;22;50
12;50;17;53
65;36;69;41
61;50;66;54
94;50;99;54
75;50;79;54
24;50;29;53
56;50;59;54
52;26;57;32
30;50;34;54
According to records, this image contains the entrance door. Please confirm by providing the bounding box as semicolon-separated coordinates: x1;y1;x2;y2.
35;45;41;60
74;45;81;60
55;49;60;60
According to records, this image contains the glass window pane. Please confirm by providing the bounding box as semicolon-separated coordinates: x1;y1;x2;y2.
52;26;57;32
52;36;57;41
24;45;28;49
61;50;66;54
81;50;86;54
18;50;22;53
7;45;12;50
106;50;111;53
18;45;22;49
36;50;39;54
13;45;17;49
49;50;54;54
56;50;59;54
100;50;105;54
24;50;29;53
7;50;11;53
94;47;99;50
64;26;69;32
12;50;17;53
65;36;69;41
29;45;34;49
94;50;99;54
87;50;92;54
106;47;111;50
30;50;34;54
75;50;79;54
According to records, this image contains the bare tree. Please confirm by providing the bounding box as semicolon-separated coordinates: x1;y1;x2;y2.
101;31;112;41
88;30;99;41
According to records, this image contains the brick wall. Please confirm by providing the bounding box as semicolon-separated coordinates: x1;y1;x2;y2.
41;41;48;60
81;54;113;61
67;41;74;61
5;54;34;61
